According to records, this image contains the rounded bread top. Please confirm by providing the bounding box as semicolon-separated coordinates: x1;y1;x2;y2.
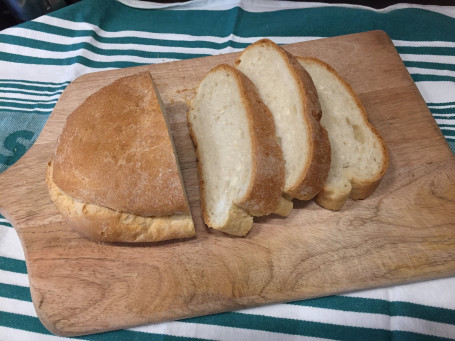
52;72;189;217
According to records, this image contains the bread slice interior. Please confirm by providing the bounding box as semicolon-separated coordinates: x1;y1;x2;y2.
235;39;331;214
298;57;388;210
190;69;252;232
188;64;284;236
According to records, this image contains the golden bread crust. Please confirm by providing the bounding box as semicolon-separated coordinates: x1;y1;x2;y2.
273;196;294;217
52;72;189;217
230;65;285;216
47;162;195;242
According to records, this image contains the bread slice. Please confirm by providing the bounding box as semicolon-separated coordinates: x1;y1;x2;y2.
235;39;331;214
47;71;195;242
297;57;389;210
187;64;284;236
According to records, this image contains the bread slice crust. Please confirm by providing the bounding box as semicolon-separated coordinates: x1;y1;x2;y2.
234;66;285;216
188;64;284;236
48;71;195;242
235;39;331;203
297;57;389;210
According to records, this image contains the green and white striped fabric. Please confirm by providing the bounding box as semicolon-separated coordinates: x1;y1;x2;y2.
1;0;455;339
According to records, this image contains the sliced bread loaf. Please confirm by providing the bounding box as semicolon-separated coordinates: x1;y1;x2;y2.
297;57;389;210
188;64;284;236
235;39;331;214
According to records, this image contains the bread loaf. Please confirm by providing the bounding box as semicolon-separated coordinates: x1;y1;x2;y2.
297;57;388;210
235;39;331;215
47;71;195;242
187;64;284;236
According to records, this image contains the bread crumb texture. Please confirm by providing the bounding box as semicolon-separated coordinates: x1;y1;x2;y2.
235;39;331;201
298;57;388;210
188;64;284;236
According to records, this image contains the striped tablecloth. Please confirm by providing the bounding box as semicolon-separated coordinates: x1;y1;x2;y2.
1;0;454;339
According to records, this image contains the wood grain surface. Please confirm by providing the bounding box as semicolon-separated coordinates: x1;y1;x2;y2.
1;30;455;337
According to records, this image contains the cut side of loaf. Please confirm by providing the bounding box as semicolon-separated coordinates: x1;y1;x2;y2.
188;64;284;236
235;39;331;213
297;57;389;210
48;71;195;242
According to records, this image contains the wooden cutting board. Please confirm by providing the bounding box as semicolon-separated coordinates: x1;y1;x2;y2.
1;30;455;337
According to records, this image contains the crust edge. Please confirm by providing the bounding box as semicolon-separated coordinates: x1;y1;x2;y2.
47;161;195;243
